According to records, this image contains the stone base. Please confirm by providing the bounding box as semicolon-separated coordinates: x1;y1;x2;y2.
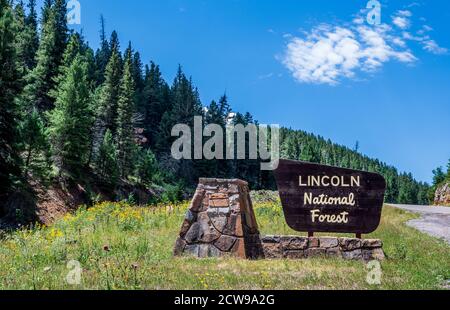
174;178;264;259
261;236;385;261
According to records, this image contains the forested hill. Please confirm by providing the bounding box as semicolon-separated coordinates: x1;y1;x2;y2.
278;128;430;205
0;1;429;223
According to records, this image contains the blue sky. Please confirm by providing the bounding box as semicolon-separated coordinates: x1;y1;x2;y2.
40;0;450;182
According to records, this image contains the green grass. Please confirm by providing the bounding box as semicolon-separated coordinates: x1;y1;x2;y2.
0;198;449;290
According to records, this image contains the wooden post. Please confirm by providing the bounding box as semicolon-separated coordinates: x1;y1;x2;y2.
308;232;314;238
356;233;362;239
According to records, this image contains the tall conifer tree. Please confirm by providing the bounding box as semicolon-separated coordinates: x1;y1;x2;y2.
21;0;68;112
94;15;111;85
13;1;27;77
47;55;93;177
0;0;21;200
95;129;118;186
142;62;170;148
97;31;123;131
53;0;68;61
116;45;136;178
14;0;39;74
42;0;52;24
25;0;39;70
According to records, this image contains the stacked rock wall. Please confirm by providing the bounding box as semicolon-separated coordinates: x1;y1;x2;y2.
173;179;264;259
262;236;385;261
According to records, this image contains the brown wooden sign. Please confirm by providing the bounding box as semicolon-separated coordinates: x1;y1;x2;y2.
274;160;386;234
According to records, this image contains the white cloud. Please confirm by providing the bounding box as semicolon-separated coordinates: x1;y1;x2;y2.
392;10;412;30
398;10;413;17
392;37;406;47
407;2;421;8
393;16;410;29
282;24;415;85
258;73;274;80
423;40;448;55
281;9;447;85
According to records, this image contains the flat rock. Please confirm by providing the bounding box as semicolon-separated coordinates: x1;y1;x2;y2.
173;238;187;256
342;249;363;260
339;238;362;251
320;237;339;248
305;248;327;258
281;237;308;250
284;250;306;259
362;239;383;249
214;235;237;252
262;243;282;259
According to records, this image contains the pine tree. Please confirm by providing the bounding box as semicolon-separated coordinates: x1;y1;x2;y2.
94;15;111;85
53;0;68;60
124;43;144;110
95;129;118;187
41;0;52;25
132;52;144;91
13;1;27;77
116;47;136;178
282;135;300;159
0;0;22;200
134;148;158;186
156;66;202;153
384;170;399;203
55;32;97;89
432;167;446;186
142;61;170;148
200;100;223;178
132;51;144;109
109;31;122;65
52;32;82;90
170;65;202;125
300;143;319;163
447;159;450;180
25;0;39;70
96;32;122;136
156;111;174;154
218;94;231;122
397;173;416;204
417;182;430;205
156;66;204;182
19;109;49;177
47;55;93;177
13;0;38;75
205;100;221;125
21;0;68;112
19;33;86;179
83;46;97;90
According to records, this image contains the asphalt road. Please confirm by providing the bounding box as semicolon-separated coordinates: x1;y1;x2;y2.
388;204;450;244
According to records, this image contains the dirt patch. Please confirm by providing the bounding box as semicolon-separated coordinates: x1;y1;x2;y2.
33;182;89;225
1;178;90;227
1;175;162;228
